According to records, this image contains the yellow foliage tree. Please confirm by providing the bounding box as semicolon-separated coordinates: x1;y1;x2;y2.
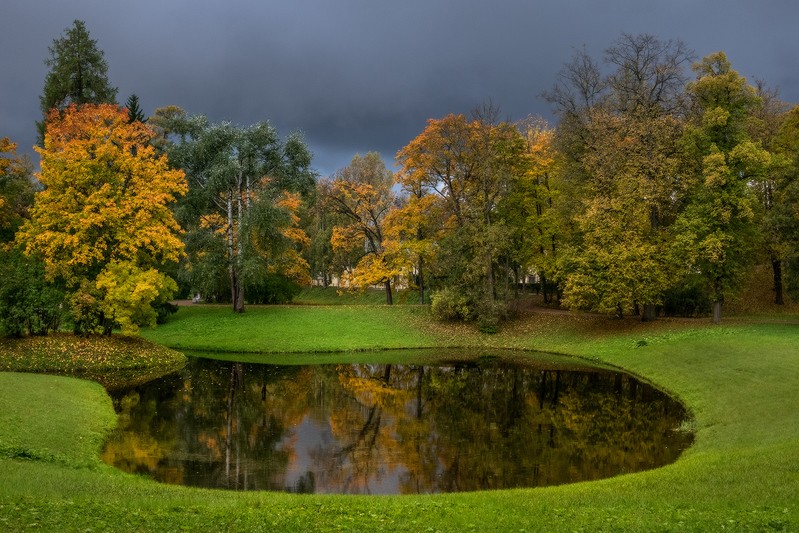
327;153;402;304
95;261;179;335
18;104;187;334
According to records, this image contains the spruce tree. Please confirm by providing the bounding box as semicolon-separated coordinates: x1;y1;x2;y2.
37;20;118;143
125;94;146;124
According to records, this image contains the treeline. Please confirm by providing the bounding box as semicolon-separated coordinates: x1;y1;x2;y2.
316;35;799;326
2;23;798;337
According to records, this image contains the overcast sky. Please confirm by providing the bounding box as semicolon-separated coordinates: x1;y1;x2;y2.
3;1;799;177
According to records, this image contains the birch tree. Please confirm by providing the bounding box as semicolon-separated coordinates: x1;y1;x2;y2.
169;118;314;312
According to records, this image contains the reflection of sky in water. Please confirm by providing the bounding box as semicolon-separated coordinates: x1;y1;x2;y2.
281;414;410;494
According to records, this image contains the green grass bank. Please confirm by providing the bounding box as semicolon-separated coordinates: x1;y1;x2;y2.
1;304;798;531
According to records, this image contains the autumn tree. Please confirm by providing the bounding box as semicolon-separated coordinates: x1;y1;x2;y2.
673;52;766;323
559;109;686;319
17;104;186;334
38;20;117;143
545;34;692;319
745;82;794;305
396;112;527;323
773;106;799;300
0;138;34;245
167;117;315;312
326;152;400;304
382;186;442;305
506;117;561;303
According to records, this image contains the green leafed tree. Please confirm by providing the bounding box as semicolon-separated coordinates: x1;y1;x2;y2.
673;52;767;323
0;249;65;337
167;117;316;312
37;19;118;143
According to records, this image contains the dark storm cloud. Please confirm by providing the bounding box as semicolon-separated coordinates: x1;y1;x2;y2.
3;1;799;176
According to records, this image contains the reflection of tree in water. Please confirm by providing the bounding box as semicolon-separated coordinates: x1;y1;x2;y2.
105;359;311;490
308;364;407;494
413;365;692;491
103;357;692;494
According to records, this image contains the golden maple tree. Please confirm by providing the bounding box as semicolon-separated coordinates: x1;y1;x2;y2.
18;103;187;334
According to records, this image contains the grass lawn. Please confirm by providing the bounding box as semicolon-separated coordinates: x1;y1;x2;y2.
140;303;438;352
1;305;798;531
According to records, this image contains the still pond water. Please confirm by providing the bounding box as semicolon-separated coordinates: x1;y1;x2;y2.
103;354;693;495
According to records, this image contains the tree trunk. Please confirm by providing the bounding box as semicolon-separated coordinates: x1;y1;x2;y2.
417;257;425;304
234;278;245;312
384;279;393;305
712;300;723;324
227;193;245;313
641;303;656;322
416;366;424;419
772;258;784;305
486;248;495;302
230;268;245;313
541;273;549;303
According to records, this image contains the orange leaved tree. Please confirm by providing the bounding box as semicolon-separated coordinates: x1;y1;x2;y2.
326;152;401;304
18;104;187;334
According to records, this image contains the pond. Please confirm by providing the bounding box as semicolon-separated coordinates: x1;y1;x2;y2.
102;353;693;494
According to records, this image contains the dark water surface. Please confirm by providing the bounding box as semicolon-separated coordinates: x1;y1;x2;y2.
102;355;693;494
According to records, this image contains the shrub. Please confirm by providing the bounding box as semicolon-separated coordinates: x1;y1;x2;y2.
246;274;302;305
662;275;712;317
155;301;179;324
431;288;474;321
475;300;508;334
0;251;64;337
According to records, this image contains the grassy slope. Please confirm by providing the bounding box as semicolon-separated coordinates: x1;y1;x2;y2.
2;306;798;531
0;333;186;390
141;304;438;352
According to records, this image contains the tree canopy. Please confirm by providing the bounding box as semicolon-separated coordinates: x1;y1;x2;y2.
166;115;315;312
5;27;799;336
18;104;186;334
